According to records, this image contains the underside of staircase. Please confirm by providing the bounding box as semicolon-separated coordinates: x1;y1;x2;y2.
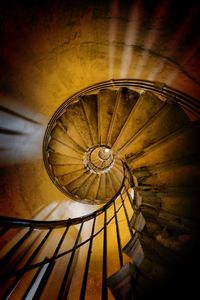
1;86;200;299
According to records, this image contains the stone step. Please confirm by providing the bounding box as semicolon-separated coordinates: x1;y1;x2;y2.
107;88;139;146
96;173;106;200
81;94;98;145
97;89;117;144
86;174;100;201
121;102;189;157
48;153;83;165
51;164;84;177
128;120;200;169
48;138;83;159
113;91;164;152
58;169;89;187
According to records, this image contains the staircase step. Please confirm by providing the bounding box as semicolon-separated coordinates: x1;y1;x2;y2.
81;94;98;145
66;173;92;195
86;174;100;201
128;121;200;169
48;139;83;159
98;89;117;144
59;116;87;151
52;164;84;177
113;91;164;151
75;173;97;200
107;88;139;146
48;153;83;165
109;169;121;194
51;124;85;153
106;172;116;198
96;173;106;200
121;102;189;157
58;169;88;186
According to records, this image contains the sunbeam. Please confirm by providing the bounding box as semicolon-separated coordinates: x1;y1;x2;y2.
108;0;119;79
134;0;170;79
0;97;47;165
120;0;141;78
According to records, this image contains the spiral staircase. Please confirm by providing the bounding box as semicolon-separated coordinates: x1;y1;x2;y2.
0;80;199;299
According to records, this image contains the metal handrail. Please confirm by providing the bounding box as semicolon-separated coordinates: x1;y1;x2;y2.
0;163;128;230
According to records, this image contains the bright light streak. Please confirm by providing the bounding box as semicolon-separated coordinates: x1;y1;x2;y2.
108;0;119;79
134;0;170;79
120;0;141;78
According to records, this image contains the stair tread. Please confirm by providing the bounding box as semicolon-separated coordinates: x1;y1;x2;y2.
98;89;117;144
113;91;164;151
108;88;139;146
122;102;189;157
48;153;83;165
129;121;200;169
81;94;98;145
58;169;88;186
52;164;84;177
51;125;85;153
48;139;83;159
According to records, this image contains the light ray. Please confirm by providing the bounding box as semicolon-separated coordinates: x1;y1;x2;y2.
134;0;170;79
108;0;120;79
120;0;141;78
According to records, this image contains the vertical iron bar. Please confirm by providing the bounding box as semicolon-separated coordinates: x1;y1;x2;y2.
113;200;123;268
102;209;107;300
120;194;133;237
1;229;52;300
79;216;96;300
0;226;10;237
22;258;48;300
125;186;135;211
58;222;84;300
24;226;69;300
0;228;33;265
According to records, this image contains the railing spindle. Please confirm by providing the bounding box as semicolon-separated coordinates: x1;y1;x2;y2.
79;216;96;300
25;226;69;299
120;194;133;237
1;229;52;300
113;199;123;268
102;209;107;300
58;222;84;300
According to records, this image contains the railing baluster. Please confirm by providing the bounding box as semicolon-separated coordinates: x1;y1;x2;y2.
23;226;69;299
79;215;96;300
58;222;84;300
113;200;123;268
102;209;107;300
0;228;33;265
125;186;135;210
0;226;10;237
1;229;52;300
120;194;134;237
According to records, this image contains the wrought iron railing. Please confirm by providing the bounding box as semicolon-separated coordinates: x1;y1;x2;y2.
0;163;137;300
